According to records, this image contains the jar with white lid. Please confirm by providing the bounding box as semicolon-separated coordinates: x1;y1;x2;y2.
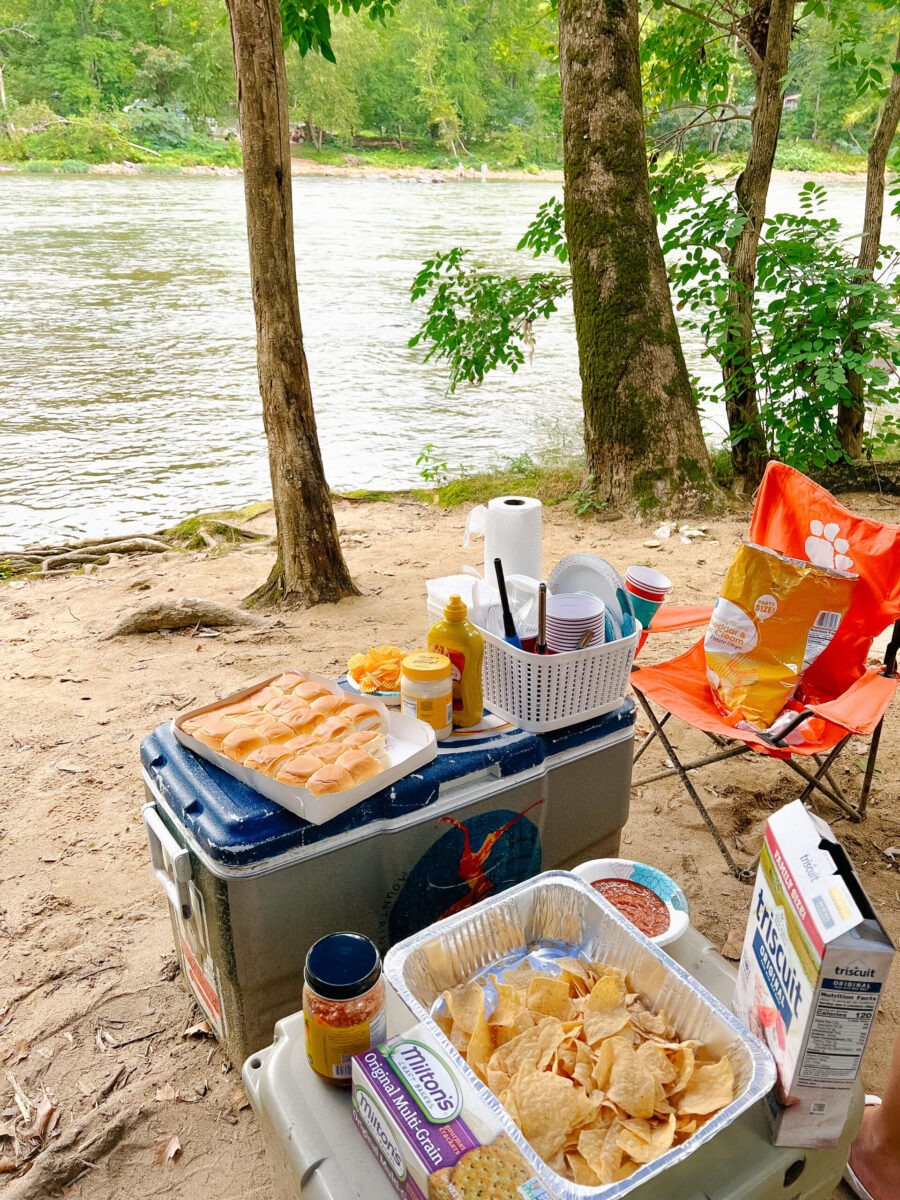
400;651;453;740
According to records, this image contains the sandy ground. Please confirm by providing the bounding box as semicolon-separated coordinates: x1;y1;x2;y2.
1;495;897;1198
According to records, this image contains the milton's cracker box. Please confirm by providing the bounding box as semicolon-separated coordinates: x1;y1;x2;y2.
734;800;894;1147
352;1024;556;1200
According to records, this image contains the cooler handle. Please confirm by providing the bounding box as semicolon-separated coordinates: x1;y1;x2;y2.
142;802;192;920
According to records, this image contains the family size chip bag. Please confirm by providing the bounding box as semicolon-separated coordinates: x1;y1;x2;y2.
704;542;856;729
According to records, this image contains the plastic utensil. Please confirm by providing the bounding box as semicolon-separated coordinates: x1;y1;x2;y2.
536;582;547;655
493;557;522;649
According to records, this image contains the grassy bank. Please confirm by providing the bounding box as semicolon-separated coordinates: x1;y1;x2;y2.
0;121;869;177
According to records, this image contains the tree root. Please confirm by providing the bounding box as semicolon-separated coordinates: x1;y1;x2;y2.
2;1102;144;1199
100;597;263;638
3;509;272;578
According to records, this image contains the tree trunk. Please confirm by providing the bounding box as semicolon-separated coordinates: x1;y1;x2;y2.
226;0;358;608
722;0;795;494
838;30;900;459
557;0;715;515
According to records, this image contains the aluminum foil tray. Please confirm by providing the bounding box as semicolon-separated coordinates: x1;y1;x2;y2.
384;871;775;1200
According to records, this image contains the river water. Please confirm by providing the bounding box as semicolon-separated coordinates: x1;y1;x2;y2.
1;172;892;546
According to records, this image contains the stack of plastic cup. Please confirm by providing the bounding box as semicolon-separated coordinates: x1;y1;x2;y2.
624;566;673;654
545;592;606;652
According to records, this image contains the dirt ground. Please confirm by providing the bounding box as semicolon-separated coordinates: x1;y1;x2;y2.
1;495;897;1199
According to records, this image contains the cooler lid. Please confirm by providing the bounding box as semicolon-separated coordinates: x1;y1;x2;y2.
140;699;634;870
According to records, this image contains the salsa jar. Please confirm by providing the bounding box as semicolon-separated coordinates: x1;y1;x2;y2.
302;932;386;1086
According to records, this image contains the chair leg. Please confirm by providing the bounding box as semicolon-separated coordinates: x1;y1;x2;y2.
859;717;885;818
795;740;851;809
633;711;669;765
784;738;860;820
633;691;753;882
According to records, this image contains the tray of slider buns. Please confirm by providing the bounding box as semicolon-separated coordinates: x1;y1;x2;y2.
173;669;438;825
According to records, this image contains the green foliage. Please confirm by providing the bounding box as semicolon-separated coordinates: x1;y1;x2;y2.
663;181;900;470
571;476;607;516
58;157;90;172
126;106;192;151
415;443;451;487
18;117;138;163
280;0;396;62
409;246;569;390
0;560;12;580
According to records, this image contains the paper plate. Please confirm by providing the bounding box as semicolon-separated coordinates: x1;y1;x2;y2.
547;554;635;637
568;858;690;947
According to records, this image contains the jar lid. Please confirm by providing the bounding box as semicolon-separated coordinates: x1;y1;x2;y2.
305;932;382;1001
402;651;451;682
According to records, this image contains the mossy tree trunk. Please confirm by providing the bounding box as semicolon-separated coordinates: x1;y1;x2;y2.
226;0;359;608
721;0;795;493
838;28;900;459
557;0;715;516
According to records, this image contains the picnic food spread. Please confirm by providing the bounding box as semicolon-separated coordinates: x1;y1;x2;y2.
347;644;407;694
434;957;735;1186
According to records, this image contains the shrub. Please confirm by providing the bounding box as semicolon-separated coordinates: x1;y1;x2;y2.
25;118;136;163
59;158;91;172
126;106;192;151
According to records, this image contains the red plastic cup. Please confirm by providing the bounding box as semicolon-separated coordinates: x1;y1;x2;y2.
625;566;673;603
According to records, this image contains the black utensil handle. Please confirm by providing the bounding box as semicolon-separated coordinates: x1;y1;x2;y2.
494;557;517;639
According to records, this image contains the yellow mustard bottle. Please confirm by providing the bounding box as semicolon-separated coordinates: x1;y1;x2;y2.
427;595;484;728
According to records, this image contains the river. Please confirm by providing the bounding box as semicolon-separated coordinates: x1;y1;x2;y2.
1;172;892;546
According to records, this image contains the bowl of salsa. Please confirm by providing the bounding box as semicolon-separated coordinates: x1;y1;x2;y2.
569;858;689;947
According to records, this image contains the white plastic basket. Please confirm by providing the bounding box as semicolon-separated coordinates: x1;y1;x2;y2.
480;623;639;732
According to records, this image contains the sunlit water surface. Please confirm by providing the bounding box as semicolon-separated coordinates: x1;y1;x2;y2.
1;172;892;545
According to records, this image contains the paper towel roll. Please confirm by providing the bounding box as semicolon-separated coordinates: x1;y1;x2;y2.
463;496;542;581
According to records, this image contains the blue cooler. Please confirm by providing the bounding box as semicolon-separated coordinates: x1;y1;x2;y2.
141;702;635;1065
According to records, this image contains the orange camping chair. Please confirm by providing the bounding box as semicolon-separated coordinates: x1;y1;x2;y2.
631;462;900;880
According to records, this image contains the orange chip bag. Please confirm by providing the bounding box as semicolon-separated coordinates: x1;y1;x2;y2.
704;542;856;728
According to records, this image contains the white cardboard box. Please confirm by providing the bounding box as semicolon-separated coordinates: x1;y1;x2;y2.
734;800;894;1147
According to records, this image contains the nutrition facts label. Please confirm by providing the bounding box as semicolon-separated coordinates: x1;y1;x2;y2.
799;978;882;1085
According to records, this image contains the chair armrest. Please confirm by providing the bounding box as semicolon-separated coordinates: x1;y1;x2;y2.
648;604;714;634
807;669;900;738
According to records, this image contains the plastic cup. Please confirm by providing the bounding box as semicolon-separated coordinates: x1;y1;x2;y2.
629;593;662;632
625;566;672;603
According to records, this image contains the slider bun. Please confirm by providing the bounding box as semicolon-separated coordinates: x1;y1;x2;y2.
314;716;354;742
225;710;279;730
340;703;387;733
270;673;305;692
262;721;296;744
281;709;325;735
293;681;332;703
283;733;320;754
275;754;325;787
213;699;259;719
221;726;268;762
191;716;239;751
307;741;346;765
245;685;285;706
310;694;354;718
342;730;386;755
263;696;310;719
243;745;293;778
305;765;355;796
335;749;383;785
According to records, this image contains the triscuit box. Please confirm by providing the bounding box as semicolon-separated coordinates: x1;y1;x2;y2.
734;799;894;1148
352;1025;557;1200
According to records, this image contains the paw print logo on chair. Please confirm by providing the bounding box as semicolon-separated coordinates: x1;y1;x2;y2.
805;521;854;572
